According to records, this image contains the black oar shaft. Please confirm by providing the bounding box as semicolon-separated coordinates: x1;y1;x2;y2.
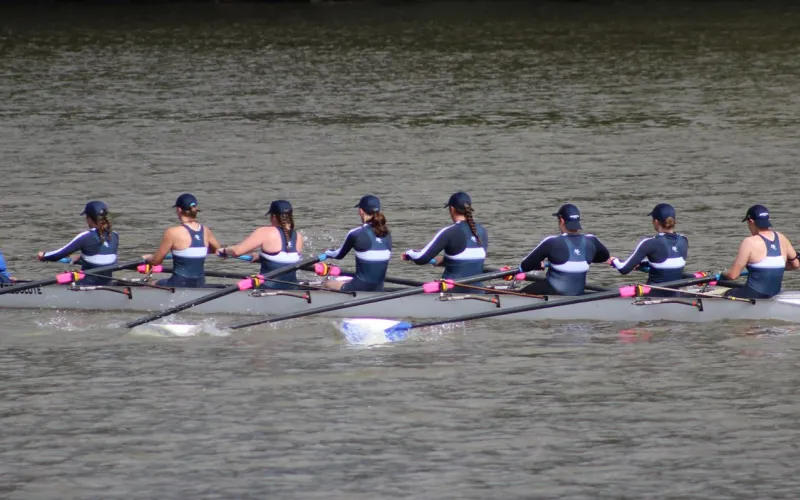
334;268;425;287
125;256;322;328
0;259;143;296
229;269;516;330
483;266;609;292
406;275;717;330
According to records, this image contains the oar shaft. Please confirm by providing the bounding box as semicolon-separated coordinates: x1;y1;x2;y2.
0;259;144;296
333;268;425;287
483;266;609;293
229;269;517;330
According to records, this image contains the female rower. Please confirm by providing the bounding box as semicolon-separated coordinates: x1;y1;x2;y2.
607;203;688;297
402;191;488;292
37;201;119;285
0;250;13;283
323;195;391;292
719;205;799;299
217;200;303;290
143;193;221;287
518;203;610;296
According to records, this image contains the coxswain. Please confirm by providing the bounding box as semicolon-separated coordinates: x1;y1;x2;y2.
607;203;689;296
218;200;302;290
719;205;799;298
323;195;392;292
518;203;610;296
402;191;488;292
37;201;119;285
143;193;221;287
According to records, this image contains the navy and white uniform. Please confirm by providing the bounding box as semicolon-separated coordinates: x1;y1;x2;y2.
611;233;689;297
406;221;489;292
0;251;11;284
726;233;785;299
259;229;301;290
41;229;120;285
519;233;610;296
158;225;207;288
325;224;392;292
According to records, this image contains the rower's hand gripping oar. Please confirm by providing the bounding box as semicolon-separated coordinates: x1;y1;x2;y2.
483;265;610;293
124;254;327;329
0;259;145;296
383;274;720;338
227;268;524;331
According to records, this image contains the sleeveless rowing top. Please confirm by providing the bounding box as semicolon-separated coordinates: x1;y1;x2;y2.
442;222;487;280
646;233;687;284
259;229;300;289
172;224;207;279
80;229;119;271
354;225;391;286
546;234;590;296
745;233;784;297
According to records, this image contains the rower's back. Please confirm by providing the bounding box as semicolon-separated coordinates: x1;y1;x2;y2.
258;200;302;290
171;222;208;283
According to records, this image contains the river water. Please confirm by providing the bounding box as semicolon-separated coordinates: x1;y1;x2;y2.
2;2;800;498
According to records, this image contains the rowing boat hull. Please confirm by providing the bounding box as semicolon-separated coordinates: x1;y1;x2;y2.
1;284;800;323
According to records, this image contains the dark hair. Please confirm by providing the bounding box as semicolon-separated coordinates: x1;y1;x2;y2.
661;216;676;230
458;204;480;245
180;206;199;219
368;211;389;238
278;213;294;241
92;211;112;244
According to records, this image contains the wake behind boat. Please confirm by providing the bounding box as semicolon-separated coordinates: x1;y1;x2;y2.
2;282;800;323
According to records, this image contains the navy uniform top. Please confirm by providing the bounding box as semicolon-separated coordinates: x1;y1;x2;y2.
172;224;207;279
0;251;11;283
406;221;489;280
259;229;301;289
611;233;689;283
745;233;785;297
520;233;610;296
325;224;392;291
42;228;120;270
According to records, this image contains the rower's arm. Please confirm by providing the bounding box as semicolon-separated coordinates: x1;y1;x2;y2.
147;229;175;266
224;228;268;258
519;237;553;272
325;228;359;260
205;227;221;254
783;236;800;270
589;236;611;263
722;239;751;280
404;227;451;265
610;238;653;275
40;232;88;261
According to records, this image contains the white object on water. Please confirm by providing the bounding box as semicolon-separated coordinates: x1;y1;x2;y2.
132;323;203;338
336;318;407;345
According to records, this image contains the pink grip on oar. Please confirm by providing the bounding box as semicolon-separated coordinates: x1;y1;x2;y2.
313;263;341;276
327;266;341;276
56;271;84;284
619;285;650;298
137;264;163;274
237;278;255;291
514;272;526;281
693;272;706;278
422;282;440;293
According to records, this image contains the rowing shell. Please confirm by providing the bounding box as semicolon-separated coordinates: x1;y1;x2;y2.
1;283;800;323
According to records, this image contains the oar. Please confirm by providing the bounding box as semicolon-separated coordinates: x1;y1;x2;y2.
637;266;746;288
382;274;719;339
640;283;756;304
313;264;425;287
483;266;610;292
124;255;325;328
0;259;144;296
228;268;519;330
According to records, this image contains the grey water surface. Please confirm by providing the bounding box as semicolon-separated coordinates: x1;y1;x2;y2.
2;2;800;498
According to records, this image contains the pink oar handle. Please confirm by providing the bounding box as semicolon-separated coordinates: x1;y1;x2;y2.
237;275;265;291
422;279;456;293
314;263;341;276
619;285;651;298
56;271;85;284
138;264;163;274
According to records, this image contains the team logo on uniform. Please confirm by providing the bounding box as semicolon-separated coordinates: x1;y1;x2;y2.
103;241;109;247
771;244;777;250
376;238;383;243
672;246;678;252
574;249;581;256
471;236;477;242
194;234;201;241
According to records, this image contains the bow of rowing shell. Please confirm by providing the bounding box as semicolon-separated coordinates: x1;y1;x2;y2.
1;284;800;323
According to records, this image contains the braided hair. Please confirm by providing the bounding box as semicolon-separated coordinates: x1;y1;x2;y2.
278;213;294;241
460;204;481;245
92;211;112;244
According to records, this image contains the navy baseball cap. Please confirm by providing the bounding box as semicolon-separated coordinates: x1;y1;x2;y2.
553;203;582;230
648;203;676;223
444;192;472;211
743;204;772;229
80;200;108;219
266;200;293;216
173;193;199;211
354;195;381;214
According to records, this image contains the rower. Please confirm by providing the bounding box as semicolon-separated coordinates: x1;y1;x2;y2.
322;195;392;292
143;193;221;287
37;201;119;285
402;191;488;292
719;205;799;299
0;250;13;283
218;200;303;290
518;204;610;296
607;203;689;297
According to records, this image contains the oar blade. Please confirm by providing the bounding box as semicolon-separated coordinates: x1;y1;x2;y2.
336;318;410;345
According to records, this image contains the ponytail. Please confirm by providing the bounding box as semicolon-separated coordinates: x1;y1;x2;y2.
93;212;112;244
662;216;676;231
278;213;295;241
180;206;199;220
368;211;389;238
460;205;481;245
